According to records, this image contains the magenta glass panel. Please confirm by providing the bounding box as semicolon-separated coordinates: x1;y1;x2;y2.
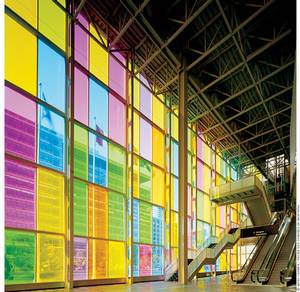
5;158;35;229
75;13;89;69
109;93;125;146
139;244;152;276
5;86;36;161
74;66;88;125
188;186;192;217
109;52;126;99
188;217;192;249
140;117;152;161
140;75;152;119
73;237;88;280
197;160;203;189
197;136;203;159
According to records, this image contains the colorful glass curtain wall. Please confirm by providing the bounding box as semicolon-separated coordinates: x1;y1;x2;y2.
5;1;251;289
5;0;67;286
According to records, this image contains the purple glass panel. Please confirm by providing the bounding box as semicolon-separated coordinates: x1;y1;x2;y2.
5;159;35;229
109;93;125;146
5;86;36;161
75;13;89;69
140;75;152;119
74;237;88;280
140;117;152;161
197;160;203;190
74;66;88;125
109;52;126;99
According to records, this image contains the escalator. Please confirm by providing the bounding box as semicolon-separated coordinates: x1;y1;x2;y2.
211;176;272;226
231;212;280;284
280;242;296;285
251;212;294;284
267;215;295;285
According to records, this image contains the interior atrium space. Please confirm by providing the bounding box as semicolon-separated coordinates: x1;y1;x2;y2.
3;0;297;291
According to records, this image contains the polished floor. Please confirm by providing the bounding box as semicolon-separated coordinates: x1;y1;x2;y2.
33;275;296;292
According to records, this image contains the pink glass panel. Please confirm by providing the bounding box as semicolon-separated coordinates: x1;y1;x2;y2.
197;136;203;159
197;160;203;189
5;159;35;229
188;217;192;249
5;86;36;161
74;66;88;125
75;13;89;69
220;206;226;228
73;237;88;280
109;93;125;146
188;186;192;217
109;52;126;99
139;244;152;276
140;117;152;161
140;75;152;119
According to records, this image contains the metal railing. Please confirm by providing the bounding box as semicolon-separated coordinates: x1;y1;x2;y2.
280;242;296;284
251;213;293;283
231;212;280;283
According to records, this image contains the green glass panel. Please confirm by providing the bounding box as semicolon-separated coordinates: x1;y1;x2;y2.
108;192;125;240
74;179;88;236
108;143;126;193
74;124;88;179
139;158;152;202
139;201;152;244
5;230;35;284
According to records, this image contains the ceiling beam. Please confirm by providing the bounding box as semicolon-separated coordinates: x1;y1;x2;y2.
109;0;150;49
214;106;291;144
190;59;294;121
132;0;214;76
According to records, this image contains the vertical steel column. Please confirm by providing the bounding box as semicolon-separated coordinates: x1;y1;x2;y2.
178;60;188;284
67;0;75;288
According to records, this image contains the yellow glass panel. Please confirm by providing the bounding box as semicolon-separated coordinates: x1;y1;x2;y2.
220;252;227;271
37;234;64;282
133;112;139;154
171;247;178;263
37;168;64;233
134;72;140;109
38;0;66;51
109;241;125;278
203;143;211;166
88;239;108;279
88;185;108;239
133;155;139;198
171;212;178;247
152;166;165;207
216;154;221;174
203;165;211;194
153;96;164;129
203;194;211;223
152;127;164;168
171;113;178;141
6;0;37;28
89;24;108;85
5;14;37;95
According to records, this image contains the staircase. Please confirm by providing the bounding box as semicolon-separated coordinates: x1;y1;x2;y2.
211;176;271;226
267;216;295;285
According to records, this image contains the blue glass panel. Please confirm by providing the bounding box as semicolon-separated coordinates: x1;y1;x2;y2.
232;168;238;181
204;222;210;241
216;257;220;271
88;132;107;187
133;199;139;242
173;177;178;211
171;141;178;176
133;244;139;277
89;78;108;136
38;105;65;172
152;206;162;245
152;246;163;275
38;39;66;112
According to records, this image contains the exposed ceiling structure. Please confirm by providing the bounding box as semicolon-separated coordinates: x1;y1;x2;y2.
77;0;295;178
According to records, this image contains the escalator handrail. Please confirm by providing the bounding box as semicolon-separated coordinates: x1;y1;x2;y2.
280;242;296;284
255;213;292;283
231;212;279;282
